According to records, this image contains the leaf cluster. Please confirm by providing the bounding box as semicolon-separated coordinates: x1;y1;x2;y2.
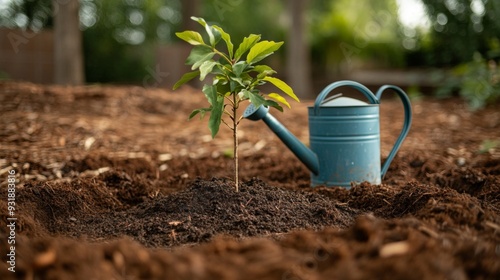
435;54;500;110
174;17;299;138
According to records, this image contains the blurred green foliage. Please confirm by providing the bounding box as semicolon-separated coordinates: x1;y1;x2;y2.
405;85;424;102
309;0;404;77
0;0;53;30
478;139;500;154
416;0;500;109
414;0;500;66
200;0;285;45
0;71;9;80
435;54;500;110
81;0;178;83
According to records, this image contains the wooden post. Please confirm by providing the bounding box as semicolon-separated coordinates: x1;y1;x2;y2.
53;0;84;85
181;0;200;31
286;0;313;98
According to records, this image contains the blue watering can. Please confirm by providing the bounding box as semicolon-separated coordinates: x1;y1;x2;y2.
243;80;412;188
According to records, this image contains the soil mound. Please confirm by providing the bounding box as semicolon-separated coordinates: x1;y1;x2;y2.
60;177;358;247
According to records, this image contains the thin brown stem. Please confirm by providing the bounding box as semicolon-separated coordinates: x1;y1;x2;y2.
233;94;239;192
225;95;235;106
236;115;244;126
223;110;234;119
213;48;232;65
221;118;232;130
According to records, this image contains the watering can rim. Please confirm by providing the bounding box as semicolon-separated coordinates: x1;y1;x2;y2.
307;103;379;109
320;95;372;107
313;81;379;115
307;96;377;109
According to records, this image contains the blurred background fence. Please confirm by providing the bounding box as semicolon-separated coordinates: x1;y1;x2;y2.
0;28;54;84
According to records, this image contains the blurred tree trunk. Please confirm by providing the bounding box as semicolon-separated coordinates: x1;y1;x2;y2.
175;0;200;88
181;0;200;30
53;0;84;85
286;0;313;98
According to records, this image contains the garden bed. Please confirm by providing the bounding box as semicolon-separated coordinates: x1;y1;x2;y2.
0;81;499;279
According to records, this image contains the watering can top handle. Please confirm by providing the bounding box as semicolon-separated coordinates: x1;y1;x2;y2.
314;80;379;115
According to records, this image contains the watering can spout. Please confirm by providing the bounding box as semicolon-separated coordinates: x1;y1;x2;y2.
243;104;320;175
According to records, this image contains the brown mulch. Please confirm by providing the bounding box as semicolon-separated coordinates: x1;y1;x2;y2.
0;81;499;279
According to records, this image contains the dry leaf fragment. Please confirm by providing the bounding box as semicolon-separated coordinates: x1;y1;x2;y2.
379;241;410;258
33;250;57;268
484;221;500;232
169;221;182;226
158;153;173;161
80;167;110;177
84;137;95;150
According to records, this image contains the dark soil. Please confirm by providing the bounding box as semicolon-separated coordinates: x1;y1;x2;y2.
44;176;356;248
0;81;499;279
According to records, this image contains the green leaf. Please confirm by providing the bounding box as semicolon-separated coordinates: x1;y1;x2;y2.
202;84;218;106
246;41;284;64
186;45;215;70
213;25;233;58
207;25;221;47
213;75;228;85
246;91;283;112
262;99;283;112
214;78;231;96
202;85;224;138
240;73;253;84
252;65;276;78
191;16;207;27
191;17;220;47
234;34;261;60
237;89;250;101
263;76;300;102
211;63;226;75
246;90;266;108
229;76;245;89
173;70;200;90
189;108;211;120
232;61;247;77
175;31;205;46
267;93;291;108
199;61;218;81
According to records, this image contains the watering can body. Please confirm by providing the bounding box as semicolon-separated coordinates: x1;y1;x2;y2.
244;80;412;188
308;101;381;187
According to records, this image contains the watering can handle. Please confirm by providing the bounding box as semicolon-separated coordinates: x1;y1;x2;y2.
314;80;379;115
377;85;413;179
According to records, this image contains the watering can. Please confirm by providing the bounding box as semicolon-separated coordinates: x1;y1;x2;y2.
243;80;412;188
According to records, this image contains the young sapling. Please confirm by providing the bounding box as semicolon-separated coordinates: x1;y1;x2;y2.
174;17;299;191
